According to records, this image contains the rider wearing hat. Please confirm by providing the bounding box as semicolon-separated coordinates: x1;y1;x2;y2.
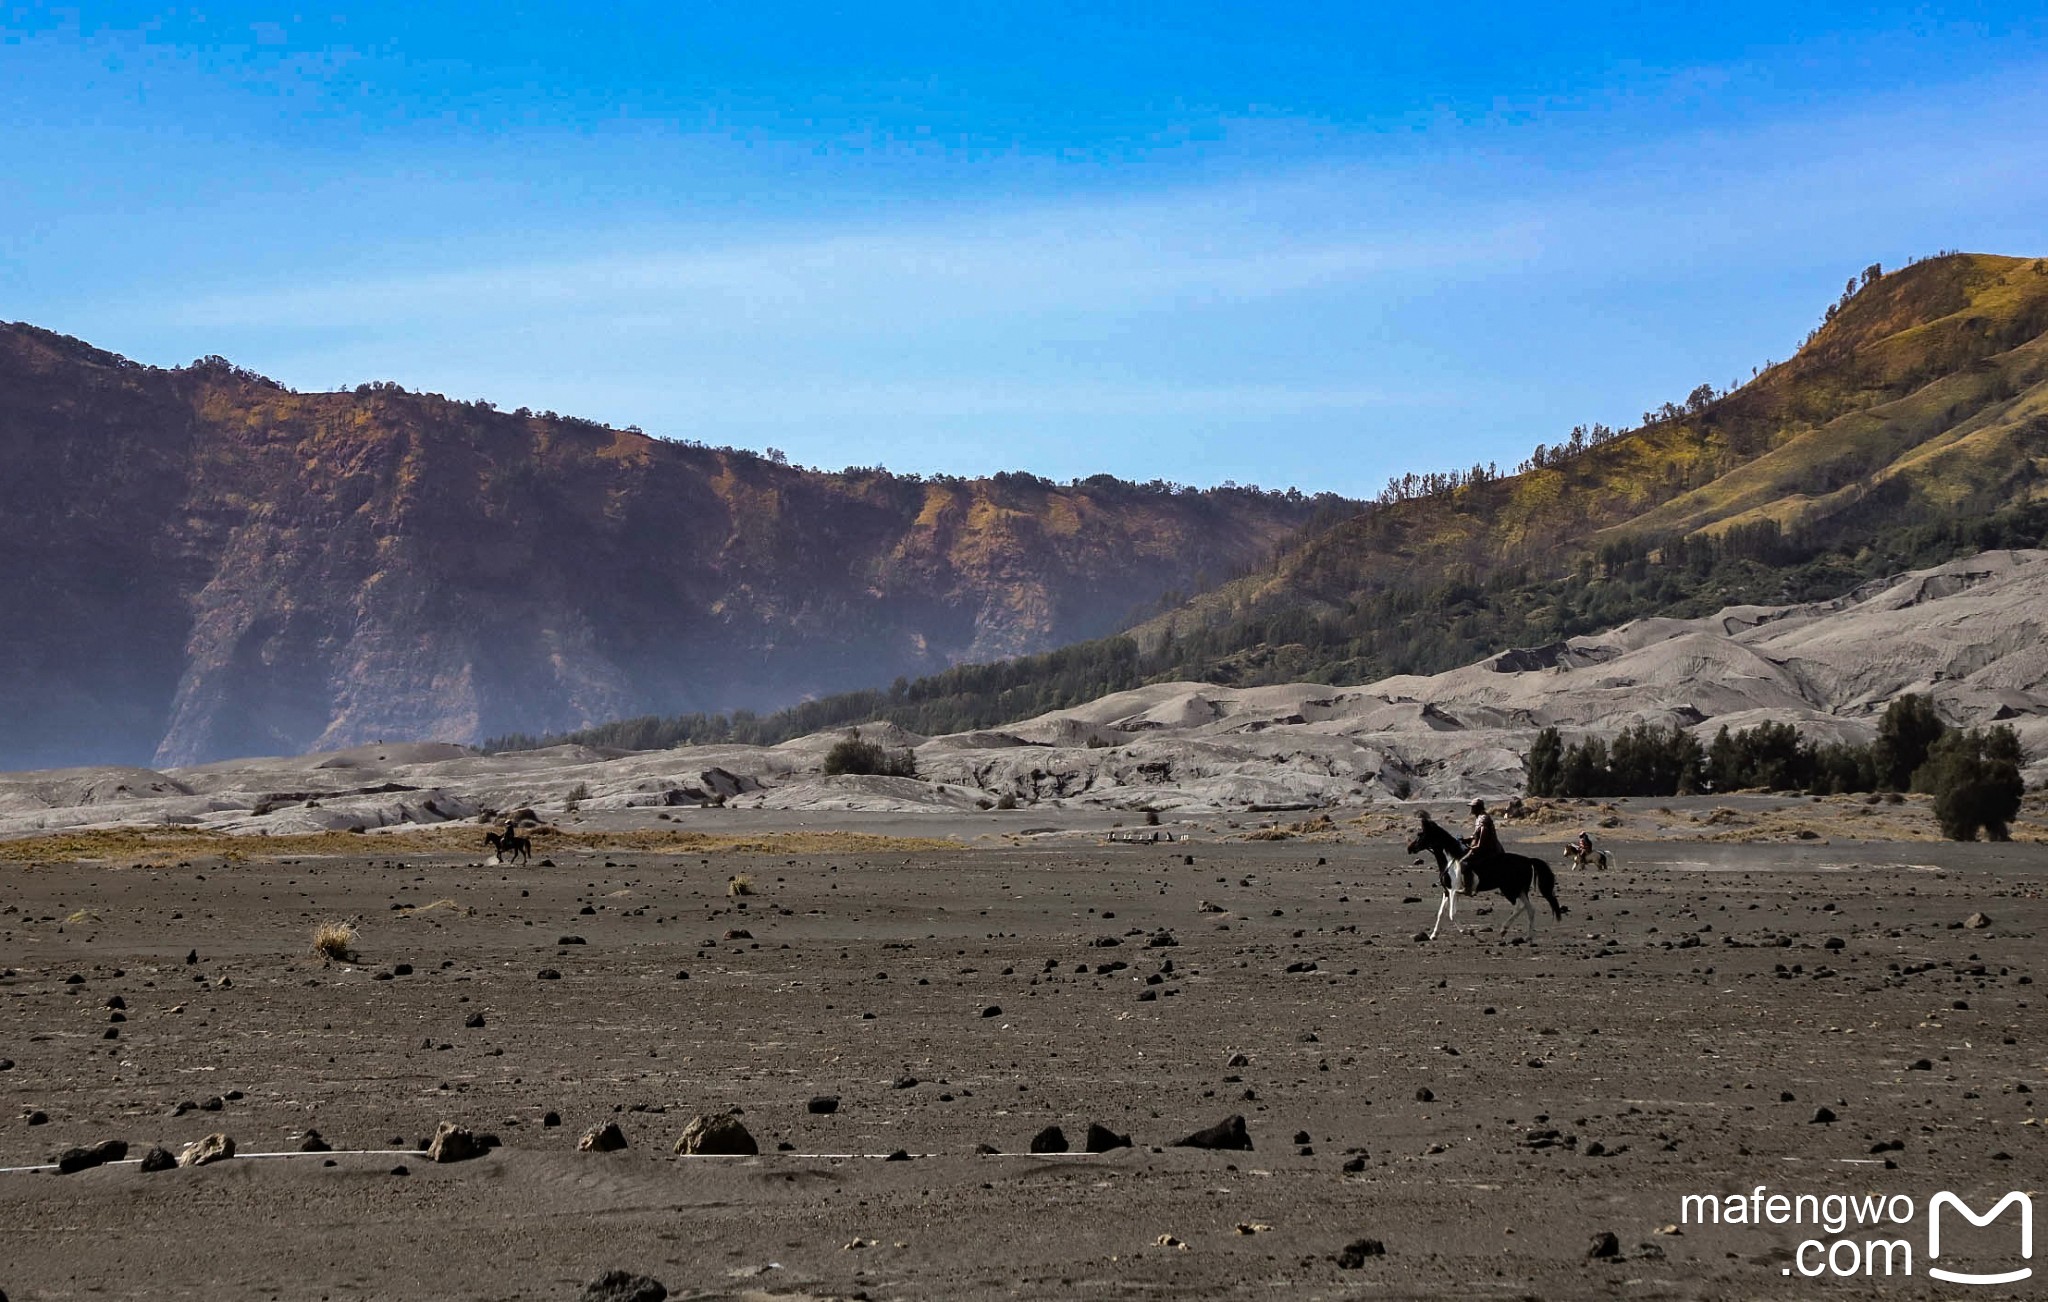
1461;797;1503;895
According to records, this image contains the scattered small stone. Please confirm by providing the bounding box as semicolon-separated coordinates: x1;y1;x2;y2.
579;1122;628;1153
25;1110;48;1126
884;1148;911;1161
1810;1106;1837;1124
56;1138;128;1173
1171;1115;1252;1151
179;1132;235;1167
537;968;561;980
464;1012;486;1028
1226;1052;1249;1068
580;1270;668;1302
807;1096;841;1115
138;1145;177;1172
1587;1231;1621;1260
557;935;586;945
1155;1234;1187;1250
892;1076;919;1090
389;1164;410;1176
724;928;752;940
674;1112;757;1156
980;1005;1002;1018
1414;1087;1435;1103
1966;912;1991;929
1342;1155;1367;1172
426;1121;484;1163
542;1111;562;1127
1334;1238;1385;1268
1084;1123;1132;1153
299;1129;332;1153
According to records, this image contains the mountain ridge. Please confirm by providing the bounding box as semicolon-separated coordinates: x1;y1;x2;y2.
497;252;2048;754
0;326;1337;769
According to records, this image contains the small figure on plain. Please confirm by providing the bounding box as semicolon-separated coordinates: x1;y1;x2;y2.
1566;829;1610;870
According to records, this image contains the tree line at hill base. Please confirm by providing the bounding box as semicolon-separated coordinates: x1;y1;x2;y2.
482;494;2048;759
1525;695;2025;841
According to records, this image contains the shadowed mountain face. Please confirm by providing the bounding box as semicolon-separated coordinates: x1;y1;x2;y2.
0;329;1331;768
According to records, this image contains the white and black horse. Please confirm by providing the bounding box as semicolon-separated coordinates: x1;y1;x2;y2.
1407;814;1565;941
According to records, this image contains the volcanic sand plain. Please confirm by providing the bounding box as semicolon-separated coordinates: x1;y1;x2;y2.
1;809;2043;1301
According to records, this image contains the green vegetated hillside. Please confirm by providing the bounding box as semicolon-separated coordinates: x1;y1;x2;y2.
0;326;1338;769
507;253;2048;752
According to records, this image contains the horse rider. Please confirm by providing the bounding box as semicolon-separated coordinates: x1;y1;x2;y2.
1570;828;1596;865
1460;797;1504;895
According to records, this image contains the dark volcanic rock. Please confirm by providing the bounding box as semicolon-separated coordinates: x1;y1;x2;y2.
579;1122;628;1153
1084;1123;1132;1153
807;1095;841;1115
580;1272;667;1302
1171;1115;1252;1151
1334;1238;1385;1268
138;1145;177;1173
1588;1231;1622;1259
1028;1125;1069;1154
56;1138;128;1173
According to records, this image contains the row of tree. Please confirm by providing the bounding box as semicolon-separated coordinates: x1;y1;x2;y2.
1524;696;2026;840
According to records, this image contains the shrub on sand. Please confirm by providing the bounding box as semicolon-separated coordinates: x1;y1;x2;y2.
727;874;754;896
312;920;357;962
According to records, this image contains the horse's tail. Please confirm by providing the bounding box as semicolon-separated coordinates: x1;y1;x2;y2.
1532;858;1564;919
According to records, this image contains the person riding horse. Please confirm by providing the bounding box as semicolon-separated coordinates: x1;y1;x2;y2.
1461;797;1504;896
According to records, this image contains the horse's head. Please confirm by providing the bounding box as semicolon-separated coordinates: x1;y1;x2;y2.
1405;831;1427;854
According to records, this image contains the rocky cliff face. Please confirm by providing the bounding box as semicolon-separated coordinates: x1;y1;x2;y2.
0;327;1329;768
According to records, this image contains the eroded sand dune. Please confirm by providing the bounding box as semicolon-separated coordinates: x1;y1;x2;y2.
5;550;2045;834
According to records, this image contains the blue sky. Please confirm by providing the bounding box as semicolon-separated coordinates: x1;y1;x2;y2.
3;4;2046;497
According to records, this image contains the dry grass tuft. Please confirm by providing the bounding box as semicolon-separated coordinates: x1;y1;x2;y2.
311;920;357;962
727;873;755;896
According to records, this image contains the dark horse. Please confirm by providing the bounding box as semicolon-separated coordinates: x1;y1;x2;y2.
1406;813;1564;941
484;829;531;864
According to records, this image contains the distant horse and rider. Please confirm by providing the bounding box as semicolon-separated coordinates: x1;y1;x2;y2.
1564;829;1613;871
483;822;531;864
1406;800;1565;941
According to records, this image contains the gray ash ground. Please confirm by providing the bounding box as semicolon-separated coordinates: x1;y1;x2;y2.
1;831;2042;1299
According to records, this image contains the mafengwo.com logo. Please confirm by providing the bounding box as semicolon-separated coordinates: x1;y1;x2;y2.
1679;1186;2031;1284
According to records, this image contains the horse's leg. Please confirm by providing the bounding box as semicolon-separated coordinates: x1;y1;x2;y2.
1430;888;1449;940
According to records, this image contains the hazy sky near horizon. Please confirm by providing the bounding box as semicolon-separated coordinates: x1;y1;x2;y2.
4;4;2047;497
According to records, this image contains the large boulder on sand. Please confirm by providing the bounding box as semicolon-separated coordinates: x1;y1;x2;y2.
179;1132;235;1167
426;1121;484;1163
672;1112;757;1156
